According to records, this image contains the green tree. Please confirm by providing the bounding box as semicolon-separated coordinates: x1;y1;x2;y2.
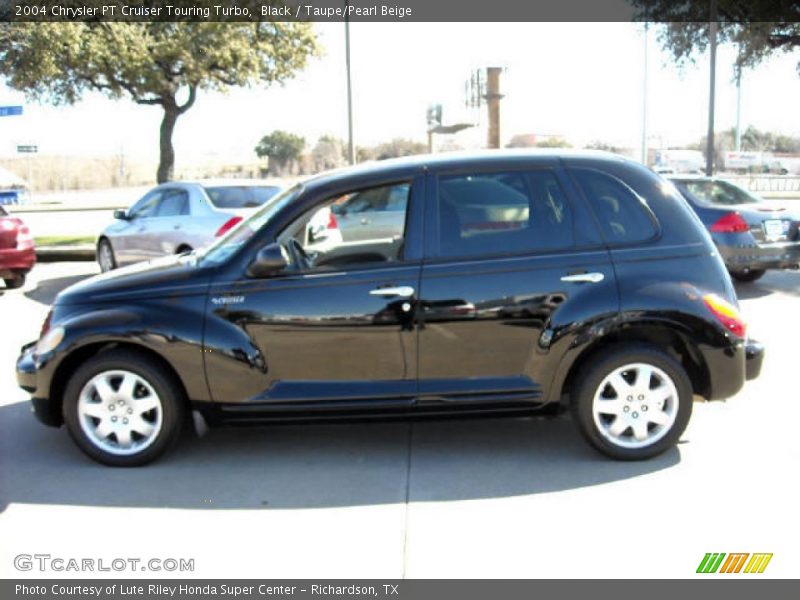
630;1;800;74
535;137;572;148
0;19;318;183
255;130;306;174
358;138;427;161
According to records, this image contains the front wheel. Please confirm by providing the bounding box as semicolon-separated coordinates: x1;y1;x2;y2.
3;273;25;289
97;239;117;272
730;268;765;283
571;345;693;460
63;350;185;466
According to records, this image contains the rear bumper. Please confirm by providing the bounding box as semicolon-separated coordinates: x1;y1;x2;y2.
718;239;800;271
0;246;36;275
745;339;765;381
702;337;765;400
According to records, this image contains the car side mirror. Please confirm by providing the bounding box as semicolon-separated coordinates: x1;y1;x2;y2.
247;243;289;278
113;209;129;220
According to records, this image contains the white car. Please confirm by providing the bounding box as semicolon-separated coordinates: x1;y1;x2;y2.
97;180;282;271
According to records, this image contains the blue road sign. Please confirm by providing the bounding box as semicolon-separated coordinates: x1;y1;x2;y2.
0;106;23;117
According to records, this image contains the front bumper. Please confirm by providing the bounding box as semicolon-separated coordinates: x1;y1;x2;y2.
16;342;62;427
745;339;765;381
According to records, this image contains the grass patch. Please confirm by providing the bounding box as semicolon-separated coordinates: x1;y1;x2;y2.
35;235;95;247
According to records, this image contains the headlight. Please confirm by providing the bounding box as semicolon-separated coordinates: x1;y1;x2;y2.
35;326;65;356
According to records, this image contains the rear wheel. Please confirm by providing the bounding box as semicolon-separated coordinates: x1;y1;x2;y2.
62;350;185;466
571;345;693;460
730;268;765;283
176;244;193;255
3;273;25;289
97;239;117;272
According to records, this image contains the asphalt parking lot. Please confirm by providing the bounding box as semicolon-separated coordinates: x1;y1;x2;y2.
1;261;798;578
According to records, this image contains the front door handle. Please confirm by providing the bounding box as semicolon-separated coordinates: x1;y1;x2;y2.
370;286;415;298
560;272;605;283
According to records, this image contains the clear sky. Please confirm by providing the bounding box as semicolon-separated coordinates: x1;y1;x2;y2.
1;22;798;163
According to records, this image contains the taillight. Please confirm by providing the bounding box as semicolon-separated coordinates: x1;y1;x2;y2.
16;225;34;250
215;216;243;237
710;212;749;233
327;211;338;229
703;293;747;338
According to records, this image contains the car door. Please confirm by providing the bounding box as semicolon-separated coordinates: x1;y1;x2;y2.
112;190;163;265
144;187;192;256
416;162;618;404
203;175;425;408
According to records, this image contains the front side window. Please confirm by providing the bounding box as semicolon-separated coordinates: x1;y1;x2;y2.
128;190;162;219
279;182;410;271
437;169;575;258
571;168;657;244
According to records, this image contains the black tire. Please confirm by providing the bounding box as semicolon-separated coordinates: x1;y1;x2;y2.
729;269;766;283
176;245;193;254
3;273;25;289
62;349;185;466
571;344;693;460
97;238;117;272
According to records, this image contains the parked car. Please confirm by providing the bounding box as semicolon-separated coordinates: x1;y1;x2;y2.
668;176;800;282
96;180;282;272
0;205;35;289
17;151;764;466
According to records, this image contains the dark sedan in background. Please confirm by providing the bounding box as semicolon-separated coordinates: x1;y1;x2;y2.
669;176;800;282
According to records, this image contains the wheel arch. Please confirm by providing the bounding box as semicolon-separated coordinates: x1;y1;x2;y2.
554;320;711;404
49;341;190;426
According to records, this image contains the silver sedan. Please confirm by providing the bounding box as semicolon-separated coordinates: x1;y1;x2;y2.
97;180;282;271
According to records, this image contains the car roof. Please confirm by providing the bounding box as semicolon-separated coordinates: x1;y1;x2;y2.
158;179;283;189
301;149;625;190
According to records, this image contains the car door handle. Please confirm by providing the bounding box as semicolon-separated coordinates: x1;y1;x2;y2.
370;286;415;298
360;218;370;225
560;272;605;283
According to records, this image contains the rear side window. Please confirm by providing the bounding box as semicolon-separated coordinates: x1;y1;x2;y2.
571;168;657;244
437;169;574;258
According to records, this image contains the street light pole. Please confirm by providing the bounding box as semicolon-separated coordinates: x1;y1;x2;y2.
344;1;355;165
641;22;649;165
706;0;718;176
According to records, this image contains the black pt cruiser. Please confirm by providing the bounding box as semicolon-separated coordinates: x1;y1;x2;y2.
17;151;765;466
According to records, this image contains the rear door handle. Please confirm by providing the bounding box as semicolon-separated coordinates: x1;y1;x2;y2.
370;286;415;298
560;272;605;283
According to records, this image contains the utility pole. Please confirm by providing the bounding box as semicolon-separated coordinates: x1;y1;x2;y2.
735;69;742;151
344;1;355;165
641;23;649;165
485;67;504;149
706;0;718;176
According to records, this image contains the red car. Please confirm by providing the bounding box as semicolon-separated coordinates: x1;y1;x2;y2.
0;205;35;289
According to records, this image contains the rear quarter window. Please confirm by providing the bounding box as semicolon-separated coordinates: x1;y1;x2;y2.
570;168;658;244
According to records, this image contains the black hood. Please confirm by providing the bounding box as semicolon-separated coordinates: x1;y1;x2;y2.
56;254;212;306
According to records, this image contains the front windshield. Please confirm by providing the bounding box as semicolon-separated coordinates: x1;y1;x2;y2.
198;184;303;265
681;180;762;206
